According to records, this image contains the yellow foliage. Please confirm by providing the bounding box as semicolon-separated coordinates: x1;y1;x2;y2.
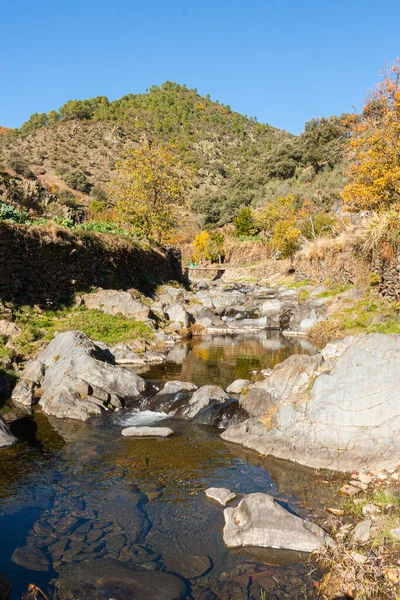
272;220;301;260
192;230;211;263
342;59;400;211
108;142;191;240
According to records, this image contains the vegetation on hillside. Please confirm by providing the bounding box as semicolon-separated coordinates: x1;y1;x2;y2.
0;82;351;251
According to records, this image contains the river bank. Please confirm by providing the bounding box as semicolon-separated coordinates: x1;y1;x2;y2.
2;274;400;599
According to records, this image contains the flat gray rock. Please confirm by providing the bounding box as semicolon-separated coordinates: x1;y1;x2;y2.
205;487;236;506
12;545;49;571
53;557;187;600
223;493;333;553
352;519;372;544
121;426;174;437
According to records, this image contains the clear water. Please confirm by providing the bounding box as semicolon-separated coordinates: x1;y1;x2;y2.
0;333;335;600
132;331;318;388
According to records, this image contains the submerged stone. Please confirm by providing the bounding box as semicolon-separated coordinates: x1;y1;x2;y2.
11;545;49;571
53;558;187;600
205;487;236;506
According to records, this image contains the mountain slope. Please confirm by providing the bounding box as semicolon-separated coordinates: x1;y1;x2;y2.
0;82;349;227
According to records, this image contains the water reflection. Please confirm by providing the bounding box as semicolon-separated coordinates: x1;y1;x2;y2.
134;331;318;388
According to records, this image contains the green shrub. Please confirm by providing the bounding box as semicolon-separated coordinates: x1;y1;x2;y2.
58;189;80;209
64;170;89;193
8;154;35;179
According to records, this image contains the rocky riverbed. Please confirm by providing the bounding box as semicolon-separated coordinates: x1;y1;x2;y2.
2;279;400;598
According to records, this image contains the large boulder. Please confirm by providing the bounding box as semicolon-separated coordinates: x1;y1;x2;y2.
12;331;146;421
150;380;198;413
164;304;193;327
180;385;229;419
223;493;333;553
239;353;322;418
223;334;400;472
82;289;150;321
0;415;17;448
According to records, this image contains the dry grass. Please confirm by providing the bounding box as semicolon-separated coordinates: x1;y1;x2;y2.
260;402;281;431
299;229;356;261
189;323;206;336
362;208;400;258
315;540;400;599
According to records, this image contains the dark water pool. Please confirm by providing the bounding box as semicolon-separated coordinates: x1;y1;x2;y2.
0;333;335;599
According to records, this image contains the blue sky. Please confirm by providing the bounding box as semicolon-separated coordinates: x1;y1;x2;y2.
1;0;399;134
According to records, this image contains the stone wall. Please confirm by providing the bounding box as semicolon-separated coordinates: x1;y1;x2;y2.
371;253;400;301
0;223;182;305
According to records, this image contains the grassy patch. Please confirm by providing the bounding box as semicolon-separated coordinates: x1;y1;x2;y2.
310;291;400;343
298;289;310;302
288;278;313;288
315;282;352;298
11;306;153;359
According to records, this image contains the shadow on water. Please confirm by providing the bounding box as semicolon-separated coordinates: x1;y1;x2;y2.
0;332;331;600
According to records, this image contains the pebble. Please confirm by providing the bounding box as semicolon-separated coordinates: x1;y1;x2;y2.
349;480;368;490
362;504;382;516
391;527;400;539
391;473;400;481
377;473;388;480
327;507;345;517
358;473;373;485
339;484;361;497
350;551;367;564
352;519;372;544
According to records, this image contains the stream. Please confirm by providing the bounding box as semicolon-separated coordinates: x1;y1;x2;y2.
0;332;336;599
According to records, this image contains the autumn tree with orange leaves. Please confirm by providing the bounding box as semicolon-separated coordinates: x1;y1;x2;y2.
342;60;400;212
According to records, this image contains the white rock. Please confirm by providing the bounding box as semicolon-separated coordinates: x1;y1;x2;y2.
358;473;373;484
205;487;236;506
350;480;368;490
352;520;372;544
12;331;146;421
226;379;251;395
121;426;174;437
362;504;382;516
223;493;333;553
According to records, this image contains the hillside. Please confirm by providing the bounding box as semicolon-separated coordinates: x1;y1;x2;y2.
0;82;350;231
